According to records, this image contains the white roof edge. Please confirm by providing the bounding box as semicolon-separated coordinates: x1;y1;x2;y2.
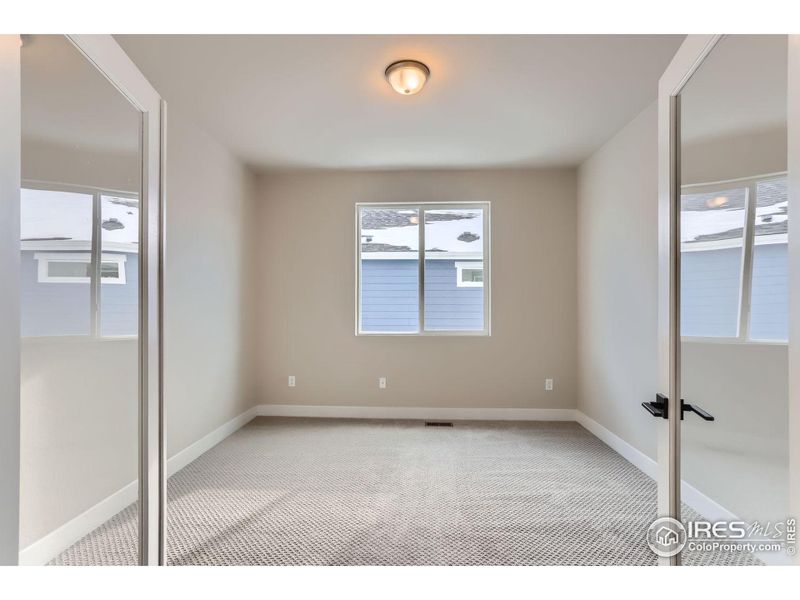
682;233;788;252
361;252;483;260
21;240;139;253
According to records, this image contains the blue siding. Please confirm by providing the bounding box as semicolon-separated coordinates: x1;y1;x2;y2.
100;254;139;337
424;260;484;331
21;251;138;338
681;247;742;337
749;243;788;341
360;259;483;332
681;244;788;340
20;251;91;336
360;260;419;332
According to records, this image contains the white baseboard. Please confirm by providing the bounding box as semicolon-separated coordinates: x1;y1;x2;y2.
256;403;578;422
167;406;258;477
18;405;260;566
574;410;738;519
574;411;790;565
18;480;139;566
574;410;657;480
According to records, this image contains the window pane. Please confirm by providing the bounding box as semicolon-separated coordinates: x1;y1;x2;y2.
100;195;139;337
462;269;483;283
749;177;789;341
20;188;93;336
424;208;485;332
359;208;420;333
680;187;747;337
100;262;120;279
48;260;90;278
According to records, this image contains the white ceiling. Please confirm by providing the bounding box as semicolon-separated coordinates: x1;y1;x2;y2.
115;35;685;170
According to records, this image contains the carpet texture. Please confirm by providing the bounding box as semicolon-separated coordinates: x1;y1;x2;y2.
51;418;760;566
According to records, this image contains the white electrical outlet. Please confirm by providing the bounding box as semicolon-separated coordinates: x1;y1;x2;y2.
288;375;296;387
545;378;554;391
379;377;387;389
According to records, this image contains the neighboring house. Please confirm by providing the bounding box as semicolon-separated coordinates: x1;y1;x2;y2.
20;187;139;338
360;208;485;332
680;175;788;341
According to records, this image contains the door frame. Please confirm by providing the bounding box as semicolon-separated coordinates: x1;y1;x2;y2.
657;34;800;566
66;34;167;567
0;35;166;566
0;35;22;566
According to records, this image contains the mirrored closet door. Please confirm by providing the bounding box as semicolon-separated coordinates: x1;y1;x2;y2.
19;34;163;566
678;34;790;566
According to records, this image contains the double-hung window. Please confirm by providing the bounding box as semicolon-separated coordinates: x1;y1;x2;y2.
356;202;491;335
680;173;788;342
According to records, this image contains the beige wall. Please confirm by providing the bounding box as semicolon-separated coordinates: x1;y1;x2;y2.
163;111;257;455
20;339;138;547
681;342;788;522
577;102;660;458
254;169;577;411
22;138;139;191
681;127;787;185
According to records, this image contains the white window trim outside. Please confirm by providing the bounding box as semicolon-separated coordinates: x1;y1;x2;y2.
455;261;484;288
35;252;127;285
355;201;491;336
681;171;788;344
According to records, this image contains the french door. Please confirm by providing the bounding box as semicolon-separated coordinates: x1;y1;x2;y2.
653;34;798;566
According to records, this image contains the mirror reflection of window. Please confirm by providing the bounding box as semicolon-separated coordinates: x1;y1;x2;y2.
20;34;142;566
678;35;789;551
100;194;139;338
749;177;789;341
20;187;93;337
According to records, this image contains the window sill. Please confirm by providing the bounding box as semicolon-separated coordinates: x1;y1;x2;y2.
356;330;490;337
21;335;137;344
681;336;787;346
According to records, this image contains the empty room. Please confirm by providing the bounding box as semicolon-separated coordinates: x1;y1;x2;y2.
1;5;800;591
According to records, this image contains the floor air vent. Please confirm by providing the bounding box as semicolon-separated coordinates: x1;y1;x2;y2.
425;421;453;427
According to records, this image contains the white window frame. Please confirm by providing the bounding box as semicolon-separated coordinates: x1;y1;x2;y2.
681;171;788;344
455;261;484;288
35;252;127;285
355;201;491;336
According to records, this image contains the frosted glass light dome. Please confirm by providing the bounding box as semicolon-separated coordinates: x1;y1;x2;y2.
385;60;430;95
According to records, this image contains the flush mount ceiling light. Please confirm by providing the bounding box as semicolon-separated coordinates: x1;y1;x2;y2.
385;60;430;95
706;196;730;208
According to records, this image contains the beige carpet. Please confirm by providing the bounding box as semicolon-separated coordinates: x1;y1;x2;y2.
51;417;760;566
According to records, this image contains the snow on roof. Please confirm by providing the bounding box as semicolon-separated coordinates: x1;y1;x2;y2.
360;208;484;255
681;176;787;245
21;187;139;251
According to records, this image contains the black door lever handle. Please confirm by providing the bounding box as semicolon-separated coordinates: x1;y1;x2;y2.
682;403;714;421
642;394;714;421
641;393;668;419
641;400;665;418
